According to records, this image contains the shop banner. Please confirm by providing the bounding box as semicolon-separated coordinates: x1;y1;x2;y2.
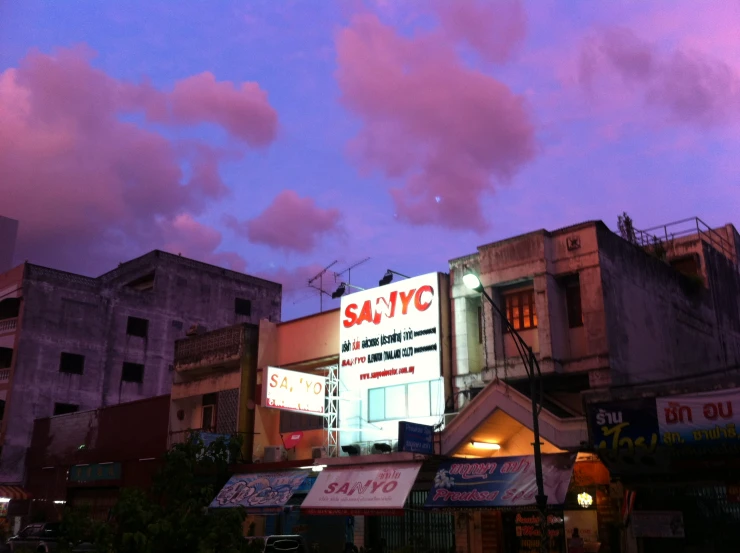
587;399;659;454
301;463;422;515
657;388;740;448
209;471;308;513
425;453;576;510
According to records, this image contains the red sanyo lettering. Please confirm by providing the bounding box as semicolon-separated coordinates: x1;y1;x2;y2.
343;285;434;329
324;480;398;495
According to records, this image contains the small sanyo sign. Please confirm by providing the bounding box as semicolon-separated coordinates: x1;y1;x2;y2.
262;366;326;415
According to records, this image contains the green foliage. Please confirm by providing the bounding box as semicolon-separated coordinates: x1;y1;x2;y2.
59;432;250;553
617;212;636;244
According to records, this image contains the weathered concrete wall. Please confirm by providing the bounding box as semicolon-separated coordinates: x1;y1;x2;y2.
0;251;281;484
597;225;722;386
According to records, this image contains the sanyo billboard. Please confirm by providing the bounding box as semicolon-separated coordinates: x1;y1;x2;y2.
338;272;447;449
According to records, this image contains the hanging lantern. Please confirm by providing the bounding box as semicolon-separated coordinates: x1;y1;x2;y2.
578;492;593;508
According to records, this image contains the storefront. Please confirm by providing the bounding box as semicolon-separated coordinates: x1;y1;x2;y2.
301;459;454;553
587;387;740;553
422;452;608;553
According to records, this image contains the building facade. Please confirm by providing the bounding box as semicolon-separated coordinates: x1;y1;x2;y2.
0;250;281;486
26;395;171;523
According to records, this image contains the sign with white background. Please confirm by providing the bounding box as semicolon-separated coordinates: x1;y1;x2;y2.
338;273;444;445
262;366;326;415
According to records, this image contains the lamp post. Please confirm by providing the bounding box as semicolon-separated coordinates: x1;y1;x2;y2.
463;272;548;553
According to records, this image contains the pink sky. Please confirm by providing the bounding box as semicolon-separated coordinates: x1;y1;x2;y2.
1;0;738;318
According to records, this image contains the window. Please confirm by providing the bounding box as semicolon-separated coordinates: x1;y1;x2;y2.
280;411;323;433
53;403;79;416
202;393;217;431
564;274;583;328
504;289;537;330
368;380;442;422
59;352;85;375
126;316;149;338
0;347;12;369
121;362;144;383
235;298;252;317
0;298;20;320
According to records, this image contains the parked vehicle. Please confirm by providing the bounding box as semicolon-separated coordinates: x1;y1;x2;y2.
6;523;95;553
263;535;310;553
7;522;61;552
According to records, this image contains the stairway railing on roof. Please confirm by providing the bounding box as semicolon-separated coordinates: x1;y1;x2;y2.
637;217;737;265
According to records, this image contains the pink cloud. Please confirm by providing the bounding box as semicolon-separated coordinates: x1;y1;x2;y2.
228;190;341;252
0;46;275;274
434;0;526;63
335;14;536;232
579;27;740;128
144;72;278;147
161;214;246;272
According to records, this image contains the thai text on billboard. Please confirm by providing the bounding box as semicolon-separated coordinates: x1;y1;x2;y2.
339;273;441;387
263;366;326;415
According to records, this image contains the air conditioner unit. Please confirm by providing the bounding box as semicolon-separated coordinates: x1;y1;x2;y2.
263;446;284;463
312;447;327;459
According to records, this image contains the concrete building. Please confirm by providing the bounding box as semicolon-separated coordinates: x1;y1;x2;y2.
449;217;740;406
0;250;281;487
0;216;19;273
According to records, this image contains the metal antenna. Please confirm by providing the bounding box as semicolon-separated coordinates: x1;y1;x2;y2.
308;260;338;313
333;257;370;289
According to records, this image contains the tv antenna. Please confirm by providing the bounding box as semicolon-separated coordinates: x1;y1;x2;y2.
334;257;371;289
308;260;338;313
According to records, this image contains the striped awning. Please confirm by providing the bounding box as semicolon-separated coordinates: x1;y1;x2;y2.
0;486;31;500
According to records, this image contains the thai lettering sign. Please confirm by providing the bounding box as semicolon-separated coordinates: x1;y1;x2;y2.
424;453;576;510
302;463;422;515
587;399;660;456
510;511;565;553
210;471;308;512
657;389;740;450
69;462;122;483
398;421;434;455
262;366;326;415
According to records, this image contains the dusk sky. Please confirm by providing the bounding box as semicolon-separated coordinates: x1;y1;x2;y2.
1;0;738;320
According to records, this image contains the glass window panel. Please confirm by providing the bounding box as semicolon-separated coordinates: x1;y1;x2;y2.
384;385;407;420
408;382;431;418
430;379;443;416
368;387;385;422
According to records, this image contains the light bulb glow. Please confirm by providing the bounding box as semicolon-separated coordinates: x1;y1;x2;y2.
578;492;593;508
463;273;482;291
470;441;501;450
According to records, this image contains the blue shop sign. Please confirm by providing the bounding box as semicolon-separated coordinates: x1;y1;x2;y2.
587;398;660;455
210;471;308;513
398;421;434;455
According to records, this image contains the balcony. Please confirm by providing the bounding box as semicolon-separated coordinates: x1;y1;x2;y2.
174;324;250;374
0;318;17;334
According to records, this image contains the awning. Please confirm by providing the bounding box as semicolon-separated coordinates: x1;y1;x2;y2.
209;471;309;513
424;453;576;510
0;486;31;501
302;463;422;516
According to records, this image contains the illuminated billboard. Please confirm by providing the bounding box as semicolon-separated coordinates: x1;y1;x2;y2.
262;366;326;415
338;272;444;445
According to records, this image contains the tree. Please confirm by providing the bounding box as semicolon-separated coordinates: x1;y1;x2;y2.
61;433;251;553
617;212;636;244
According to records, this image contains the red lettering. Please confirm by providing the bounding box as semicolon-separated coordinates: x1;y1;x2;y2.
313;382;322;395
399;289;416;315
414;285;434;312
325;483;337;494
382;481;398;493
356;301;374;325
269;374;278;388
343;304;358;328
337;483;350;494
373;292;398;324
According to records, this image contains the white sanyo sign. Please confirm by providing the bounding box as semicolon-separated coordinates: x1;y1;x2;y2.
262;366;326;415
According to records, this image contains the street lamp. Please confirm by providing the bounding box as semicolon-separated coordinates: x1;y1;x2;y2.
331;282;365;299
463;270;548;550
379;269;411;286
